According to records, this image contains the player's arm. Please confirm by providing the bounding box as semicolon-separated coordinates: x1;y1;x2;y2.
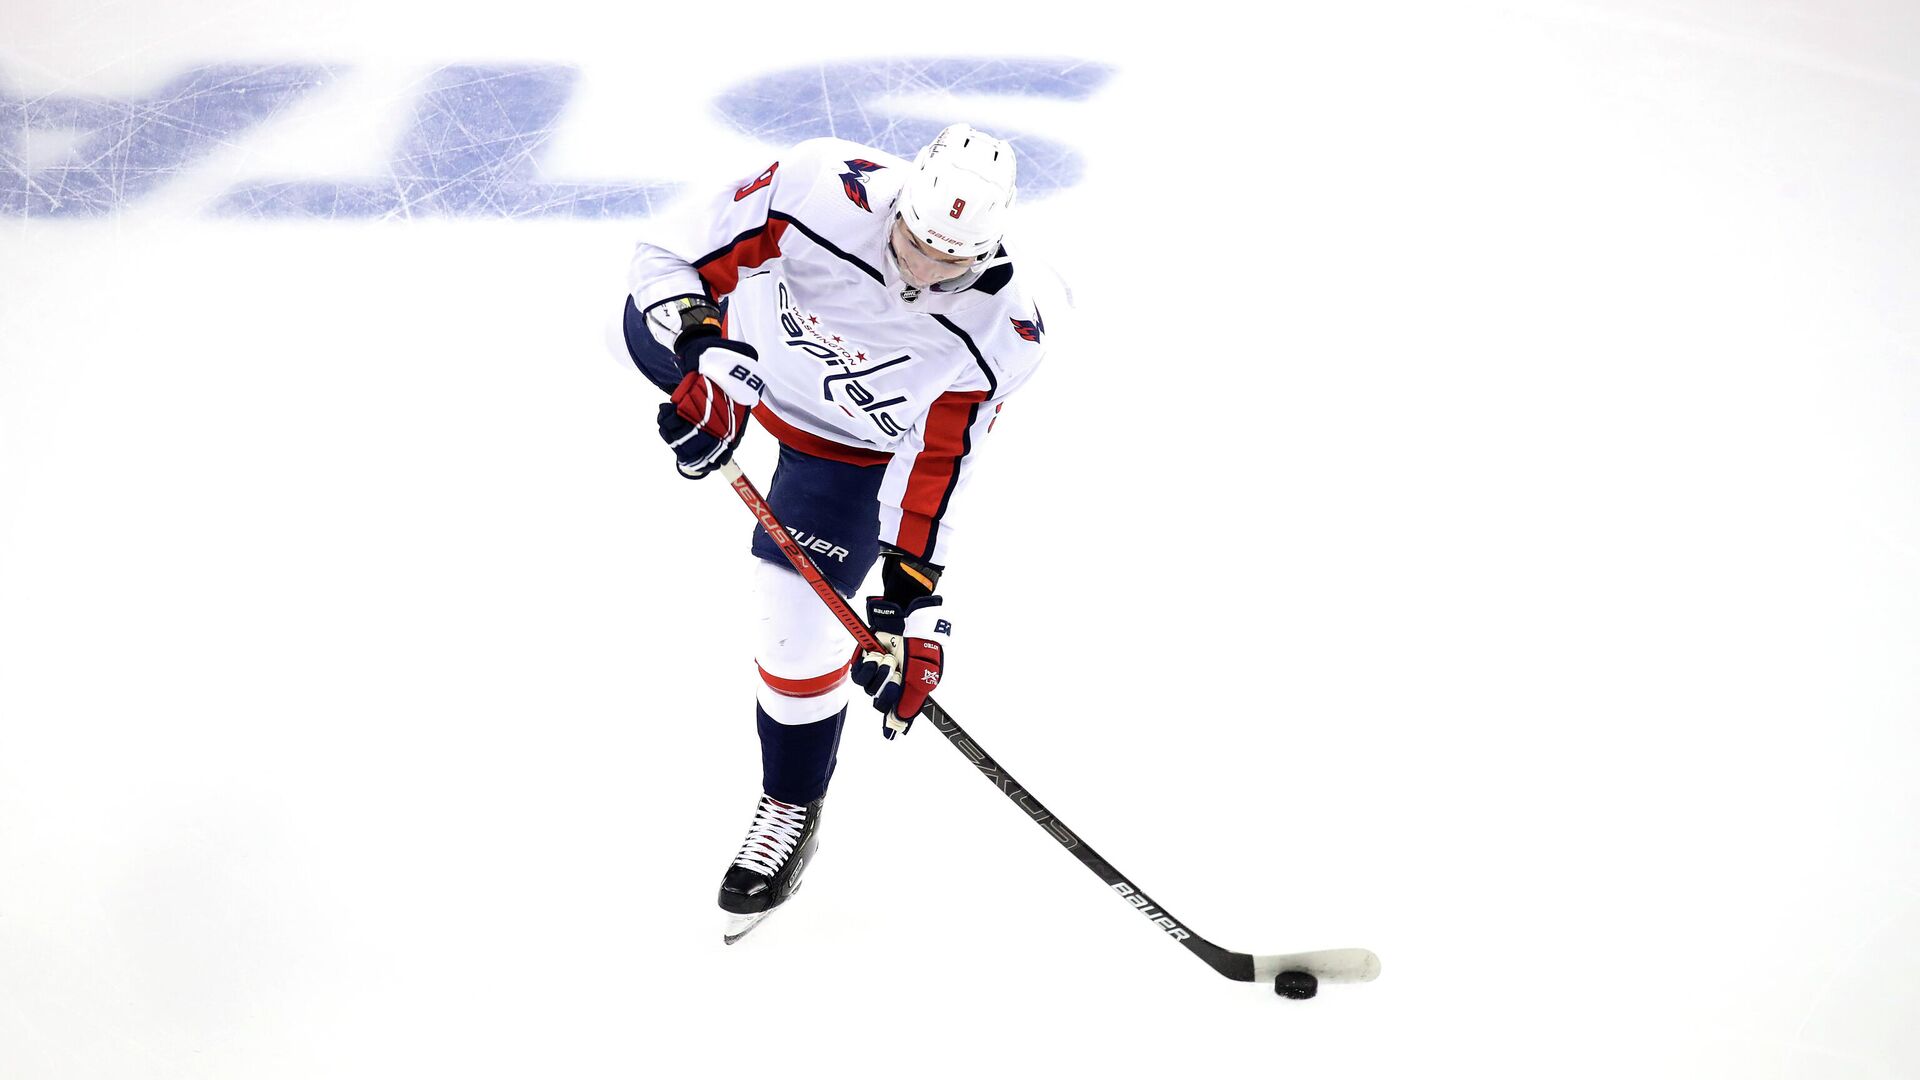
645;298;767;479
851;311;1050;732
627;153;794;314
849;389;990;734
851;364;1033;736
628;155;804;477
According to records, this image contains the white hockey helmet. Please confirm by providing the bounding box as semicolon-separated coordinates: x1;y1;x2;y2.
886;123;1016;297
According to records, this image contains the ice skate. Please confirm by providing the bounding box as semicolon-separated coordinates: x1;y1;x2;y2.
719;794;822;944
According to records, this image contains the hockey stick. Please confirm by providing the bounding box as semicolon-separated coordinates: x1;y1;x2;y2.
716;459;1380;997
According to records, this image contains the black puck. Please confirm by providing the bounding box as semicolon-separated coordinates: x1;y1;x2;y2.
1273;970;1318;1000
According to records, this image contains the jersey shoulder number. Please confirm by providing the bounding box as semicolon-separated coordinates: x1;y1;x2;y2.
734;162;779;202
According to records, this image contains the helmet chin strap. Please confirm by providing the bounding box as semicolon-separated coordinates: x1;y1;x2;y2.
923;250;1009;294
967;251;1014;275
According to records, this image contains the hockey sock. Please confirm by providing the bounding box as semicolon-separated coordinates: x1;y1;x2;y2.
756;704;847;805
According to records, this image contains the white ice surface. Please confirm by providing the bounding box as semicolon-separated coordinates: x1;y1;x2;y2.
3;2;1919;1078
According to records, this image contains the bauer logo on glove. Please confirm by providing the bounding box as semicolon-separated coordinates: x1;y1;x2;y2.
728;364;766;395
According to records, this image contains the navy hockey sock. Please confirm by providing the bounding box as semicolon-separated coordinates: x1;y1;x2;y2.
756;704;847;805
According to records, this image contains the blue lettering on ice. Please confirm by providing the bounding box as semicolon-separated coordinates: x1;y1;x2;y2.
0;65;334;217
2;58;1113;219
216;65;675;219
713;59;1113;198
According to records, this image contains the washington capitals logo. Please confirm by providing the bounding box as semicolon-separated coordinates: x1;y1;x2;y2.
1010;307;1046;344
838;159;886;212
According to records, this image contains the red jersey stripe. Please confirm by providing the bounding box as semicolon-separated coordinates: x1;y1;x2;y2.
895;389;990;558
752;404;893;467
695;217;790;298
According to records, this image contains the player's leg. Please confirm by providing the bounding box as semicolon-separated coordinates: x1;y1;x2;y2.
718;562;849;924
744;445;885;801
720;445;886;931
751;559;857;806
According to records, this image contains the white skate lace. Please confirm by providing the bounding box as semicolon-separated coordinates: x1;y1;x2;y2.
731;796;808;878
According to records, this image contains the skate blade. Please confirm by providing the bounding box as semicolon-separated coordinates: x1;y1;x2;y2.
722;910;772;945
721;851;811;945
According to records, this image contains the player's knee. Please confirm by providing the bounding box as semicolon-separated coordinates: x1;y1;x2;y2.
753;562;852;667
753;561;857;724
754;661;852;725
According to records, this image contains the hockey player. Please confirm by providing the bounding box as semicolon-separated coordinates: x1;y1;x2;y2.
616;124;1053;941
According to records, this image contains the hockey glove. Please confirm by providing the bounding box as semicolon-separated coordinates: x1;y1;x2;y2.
655;337;767;480
851;595;949;739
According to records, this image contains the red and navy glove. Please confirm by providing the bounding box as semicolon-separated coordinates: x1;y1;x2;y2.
851;595;950;738
655;337;765;479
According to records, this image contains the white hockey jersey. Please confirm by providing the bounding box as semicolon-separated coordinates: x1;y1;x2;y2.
628;137;1056;567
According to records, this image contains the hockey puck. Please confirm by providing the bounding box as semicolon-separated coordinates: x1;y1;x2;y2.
1273;970;1318;1000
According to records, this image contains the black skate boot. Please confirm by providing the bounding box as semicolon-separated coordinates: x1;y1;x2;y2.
719;794;823;944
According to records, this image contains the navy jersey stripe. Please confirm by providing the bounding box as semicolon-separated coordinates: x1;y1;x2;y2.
930;314;999;398
770;210;885;284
